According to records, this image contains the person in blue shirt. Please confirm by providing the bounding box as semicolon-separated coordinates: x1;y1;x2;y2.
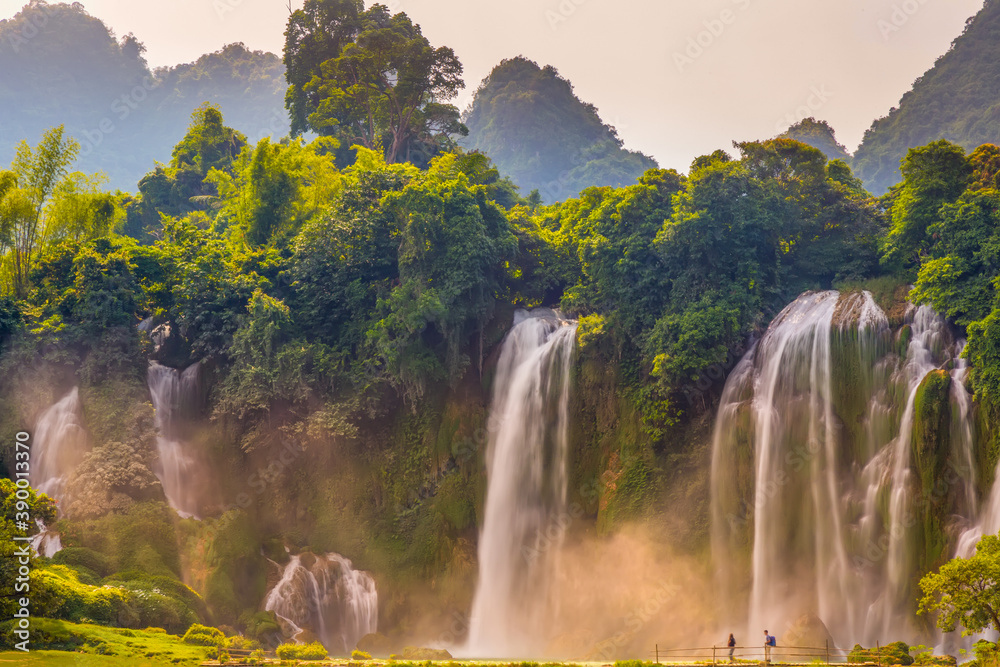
728;634;737;663
764;630;774;664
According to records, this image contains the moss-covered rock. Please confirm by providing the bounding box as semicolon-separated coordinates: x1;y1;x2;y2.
911;370;952;577
402;646;452;660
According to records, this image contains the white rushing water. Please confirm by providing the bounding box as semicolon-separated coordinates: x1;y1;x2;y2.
264;552;378;655
29;387;87;502
147;362;201;518
30;518;62;558
466;309;577;658
711;291;975;648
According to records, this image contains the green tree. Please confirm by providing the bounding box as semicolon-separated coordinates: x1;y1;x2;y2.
284;1;465;164
368;152;517;401
919;532;1000;635
284;0;366;138
2;126;80;297
136;104;248;231
881;140;973;270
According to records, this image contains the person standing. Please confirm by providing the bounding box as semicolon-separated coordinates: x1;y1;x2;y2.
728;634;737;663
763;630;774;664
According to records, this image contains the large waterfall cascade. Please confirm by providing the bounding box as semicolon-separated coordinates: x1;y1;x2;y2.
711;290;978;647
264;551;378;655
466;309;578;657
147;362;202;518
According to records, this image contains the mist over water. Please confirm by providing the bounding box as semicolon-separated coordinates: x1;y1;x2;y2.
711;291;977;648
466;309;578;658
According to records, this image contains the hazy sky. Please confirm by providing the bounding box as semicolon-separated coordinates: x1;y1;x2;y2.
4;0;986;170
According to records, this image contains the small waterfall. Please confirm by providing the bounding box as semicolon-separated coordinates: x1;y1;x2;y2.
466;309;578;657
30;518;62;558
29;387;87;501
711;291;974;647
264;552;378;655
147;362;201;518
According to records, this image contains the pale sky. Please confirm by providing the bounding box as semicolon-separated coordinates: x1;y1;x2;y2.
2;0;986;171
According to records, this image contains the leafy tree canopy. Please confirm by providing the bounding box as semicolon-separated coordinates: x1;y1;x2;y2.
284;0;466;166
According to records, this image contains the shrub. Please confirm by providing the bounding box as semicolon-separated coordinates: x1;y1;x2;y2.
239;610;282;642
31;565;133;626
182;623;225;646
276;641;329;660
249;648;267;665
353;649;373;660
53;547;114;578
849;643;915;666
226;635;262;651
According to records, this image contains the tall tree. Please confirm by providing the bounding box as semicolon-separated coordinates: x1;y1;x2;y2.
881;140;973;270
284;1;465;164
2;126;79;297
284;0;366;138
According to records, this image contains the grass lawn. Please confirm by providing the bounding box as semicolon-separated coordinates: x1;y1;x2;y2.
0;618;211;666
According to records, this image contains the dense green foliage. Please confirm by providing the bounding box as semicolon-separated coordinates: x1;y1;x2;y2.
8;0;1000;654
284;0;466;166
920;533;1000;635
849;642;916;666
900;141;1000;407
780;118;850;161
0;2;286;190
276;641;329;659
461;57;658;202
853;0;1000;193
0;478;55;618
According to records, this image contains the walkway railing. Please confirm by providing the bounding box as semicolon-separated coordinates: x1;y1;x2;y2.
650;643;882;666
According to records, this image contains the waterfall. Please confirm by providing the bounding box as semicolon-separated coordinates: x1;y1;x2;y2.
466;309;578;658
30;518;62;558
147;362;201;518
29;387;87;501
264;552;378;655
711;291;974;647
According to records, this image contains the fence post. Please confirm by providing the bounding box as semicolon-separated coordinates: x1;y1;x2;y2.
877;642;881;667
656;644;659;665
714;645;717;667
827;639;830;665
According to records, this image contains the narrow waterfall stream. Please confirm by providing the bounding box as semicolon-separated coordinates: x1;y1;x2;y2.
28;387;88;557
29;387;87;500
711;291;976;647
264;552;378;655
147;362;201;518
466;309;578;657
